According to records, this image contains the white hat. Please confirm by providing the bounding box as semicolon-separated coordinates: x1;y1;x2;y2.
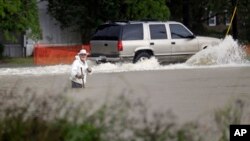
78;49;88;55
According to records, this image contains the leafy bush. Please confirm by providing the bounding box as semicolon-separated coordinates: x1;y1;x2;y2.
0;88;249;141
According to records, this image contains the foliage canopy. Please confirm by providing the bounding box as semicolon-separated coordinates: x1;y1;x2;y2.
47;0;170;42
0;0;41;40
167;0;249;41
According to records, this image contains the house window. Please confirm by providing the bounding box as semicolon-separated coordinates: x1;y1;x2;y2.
208;11;216;26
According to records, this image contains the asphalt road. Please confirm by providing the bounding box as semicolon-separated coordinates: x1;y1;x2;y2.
1;66;250;123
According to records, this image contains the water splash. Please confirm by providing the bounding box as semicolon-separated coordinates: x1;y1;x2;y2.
0;65;71;76
186;36;248;65
92;57;162;73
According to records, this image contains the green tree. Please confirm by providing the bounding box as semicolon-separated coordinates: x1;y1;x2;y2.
0;0;41;41
198;0;249;41
47;0;170;43
167;0;250;42
237;0;250;42
123;0;170;20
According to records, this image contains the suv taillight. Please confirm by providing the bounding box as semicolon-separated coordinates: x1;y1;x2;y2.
117;40;123;51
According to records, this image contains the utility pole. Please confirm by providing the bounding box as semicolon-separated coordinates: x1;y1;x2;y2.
231;0;238;39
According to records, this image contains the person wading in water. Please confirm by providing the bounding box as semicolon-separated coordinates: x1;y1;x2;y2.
70;49;92;88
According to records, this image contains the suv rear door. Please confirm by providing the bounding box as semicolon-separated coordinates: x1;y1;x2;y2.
120;23;145;57
90;24;121;57
148;23;172;61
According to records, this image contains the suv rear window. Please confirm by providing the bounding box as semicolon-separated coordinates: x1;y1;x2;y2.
122;24;143;40
92;24;122;40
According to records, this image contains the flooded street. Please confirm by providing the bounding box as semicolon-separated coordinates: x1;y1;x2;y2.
0;36;250;124
1;66;250;123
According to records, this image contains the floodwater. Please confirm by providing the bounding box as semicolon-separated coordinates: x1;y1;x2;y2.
0;35;250;125
0;36;249;76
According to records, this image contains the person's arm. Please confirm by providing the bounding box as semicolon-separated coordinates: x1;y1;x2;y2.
85;62;92;74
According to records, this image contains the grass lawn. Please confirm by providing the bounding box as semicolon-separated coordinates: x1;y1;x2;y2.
0;57;34;66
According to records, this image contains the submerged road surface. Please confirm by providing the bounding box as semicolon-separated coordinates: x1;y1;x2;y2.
1;66;250;123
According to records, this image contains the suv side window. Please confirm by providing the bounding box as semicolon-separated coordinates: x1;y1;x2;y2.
122;24;143;40
92;24;122;40
169;24;193;39
149;24;167;39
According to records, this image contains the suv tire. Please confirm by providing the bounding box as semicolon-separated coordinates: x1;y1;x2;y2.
133;52;152;63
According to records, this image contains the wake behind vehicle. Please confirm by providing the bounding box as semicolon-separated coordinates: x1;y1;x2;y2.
89;21;220;63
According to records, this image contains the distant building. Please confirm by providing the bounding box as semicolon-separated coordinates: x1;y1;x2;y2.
37;1;81;45
204;10;230;35
1;0;82;57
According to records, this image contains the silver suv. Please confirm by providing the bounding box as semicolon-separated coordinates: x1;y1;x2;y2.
89;21;220;63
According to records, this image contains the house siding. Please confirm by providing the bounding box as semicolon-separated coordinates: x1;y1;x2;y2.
1;0;82;57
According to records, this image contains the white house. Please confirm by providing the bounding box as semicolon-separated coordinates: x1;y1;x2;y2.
2;0;82;57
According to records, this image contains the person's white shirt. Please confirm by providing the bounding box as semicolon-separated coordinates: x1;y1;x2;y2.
70;55;89;84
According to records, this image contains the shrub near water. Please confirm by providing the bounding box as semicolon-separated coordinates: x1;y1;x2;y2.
0;88;200;141
0;88;249;141
0;89;103;141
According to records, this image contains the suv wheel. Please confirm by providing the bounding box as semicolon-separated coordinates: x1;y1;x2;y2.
133;52;152;63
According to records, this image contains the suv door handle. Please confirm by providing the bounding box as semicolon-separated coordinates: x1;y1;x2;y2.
104;43;108;46
150;42;154;45
171;42;175;45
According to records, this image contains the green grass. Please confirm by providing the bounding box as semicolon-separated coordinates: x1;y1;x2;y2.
0;57;34;65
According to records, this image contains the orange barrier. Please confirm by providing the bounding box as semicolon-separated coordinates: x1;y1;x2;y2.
34;44;90;65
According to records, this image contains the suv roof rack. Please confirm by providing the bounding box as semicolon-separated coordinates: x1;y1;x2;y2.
106;20;129;23
106;19;167;24
139;19;161;21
